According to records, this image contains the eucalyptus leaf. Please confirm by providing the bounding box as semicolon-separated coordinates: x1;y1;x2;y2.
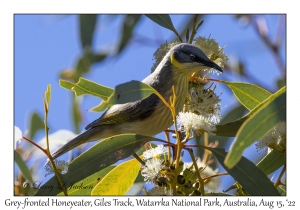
60;77;114;100
57;166;115;195
45;84;51;107
72;95;82;134
73;51;106;79
28;112;44;140
216;115;248;137
206;147;280;195
90;80;157;112
256;149;285;175
91;158;140;195
277;185;286;196
14;151;33;183
117;15;141;54
35;134;157;195
226;149;285;195
145;15;179;36
79;15;97;48
225;87;286;168
222;81;271;110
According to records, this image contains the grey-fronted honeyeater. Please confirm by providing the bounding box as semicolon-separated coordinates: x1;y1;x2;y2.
51;43;223;160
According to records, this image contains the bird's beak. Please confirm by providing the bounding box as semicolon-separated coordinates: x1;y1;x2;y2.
202;60;223;73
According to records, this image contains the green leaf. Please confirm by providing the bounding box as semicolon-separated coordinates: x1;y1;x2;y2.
117;15;141;54
145;15;179;36
60;77;114;100
277;185;286;195
91;52;107;63
91;158;140;195
222;81;271;110
35;134;157;195
28;112;44;140
45;84;51;107
216;113;249;137
14;150;33;183
220;104;247;124
206;147;280;195
256;149;285;175
225;87;286;168
72;95;82;134
73;51;107;80
226;149;285;195
90;80;157;112
79;15;97;48
57;166;115;195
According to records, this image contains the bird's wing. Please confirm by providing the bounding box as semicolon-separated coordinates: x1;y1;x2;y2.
85;94;160;130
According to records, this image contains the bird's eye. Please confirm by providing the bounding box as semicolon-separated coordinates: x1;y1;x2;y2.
189;54;195;61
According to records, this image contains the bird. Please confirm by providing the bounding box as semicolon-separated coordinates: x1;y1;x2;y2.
51;43;223;160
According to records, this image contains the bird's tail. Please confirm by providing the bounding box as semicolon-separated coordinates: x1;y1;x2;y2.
50;128;101;161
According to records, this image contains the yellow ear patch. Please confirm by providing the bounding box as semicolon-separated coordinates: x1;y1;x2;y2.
170;52;182;68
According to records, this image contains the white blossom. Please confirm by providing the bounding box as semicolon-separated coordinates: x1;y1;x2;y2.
142;145;167;160
177;111;216;135
255;121;286;150
141;158;164;183
194;36;228;69
44;159;69;177
188;87;222;124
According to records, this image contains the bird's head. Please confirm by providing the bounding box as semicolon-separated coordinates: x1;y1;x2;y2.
167;43;223;76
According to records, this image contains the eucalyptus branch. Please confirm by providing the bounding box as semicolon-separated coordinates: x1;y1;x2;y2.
185;148;205;195
202;132;210;164
203;172;229;181
41;87;68;196
189;15;198;44
22;135;68;195
164;131;172;162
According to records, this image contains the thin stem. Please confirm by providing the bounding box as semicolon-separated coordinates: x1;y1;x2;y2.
132;153;145;165
164;129;176;133
22;136;47;154
189;15;199;44
169;86;182;195
203;172;229;181
174;31;183;43
154;91;171;109
171;86;180;142
186;148;205;195
22;136;68;195
164;131;172;163
43;98;68;196
207;78;222;83
47;157;68;195
202;132;209;164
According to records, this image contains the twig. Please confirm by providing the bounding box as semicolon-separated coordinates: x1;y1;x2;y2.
186;148;205;195
203;172;229;181
189;15;199;44
164;131;172;163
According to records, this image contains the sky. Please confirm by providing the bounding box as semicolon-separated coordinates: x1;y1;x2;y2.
14;14;286;193
15;14;285;135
